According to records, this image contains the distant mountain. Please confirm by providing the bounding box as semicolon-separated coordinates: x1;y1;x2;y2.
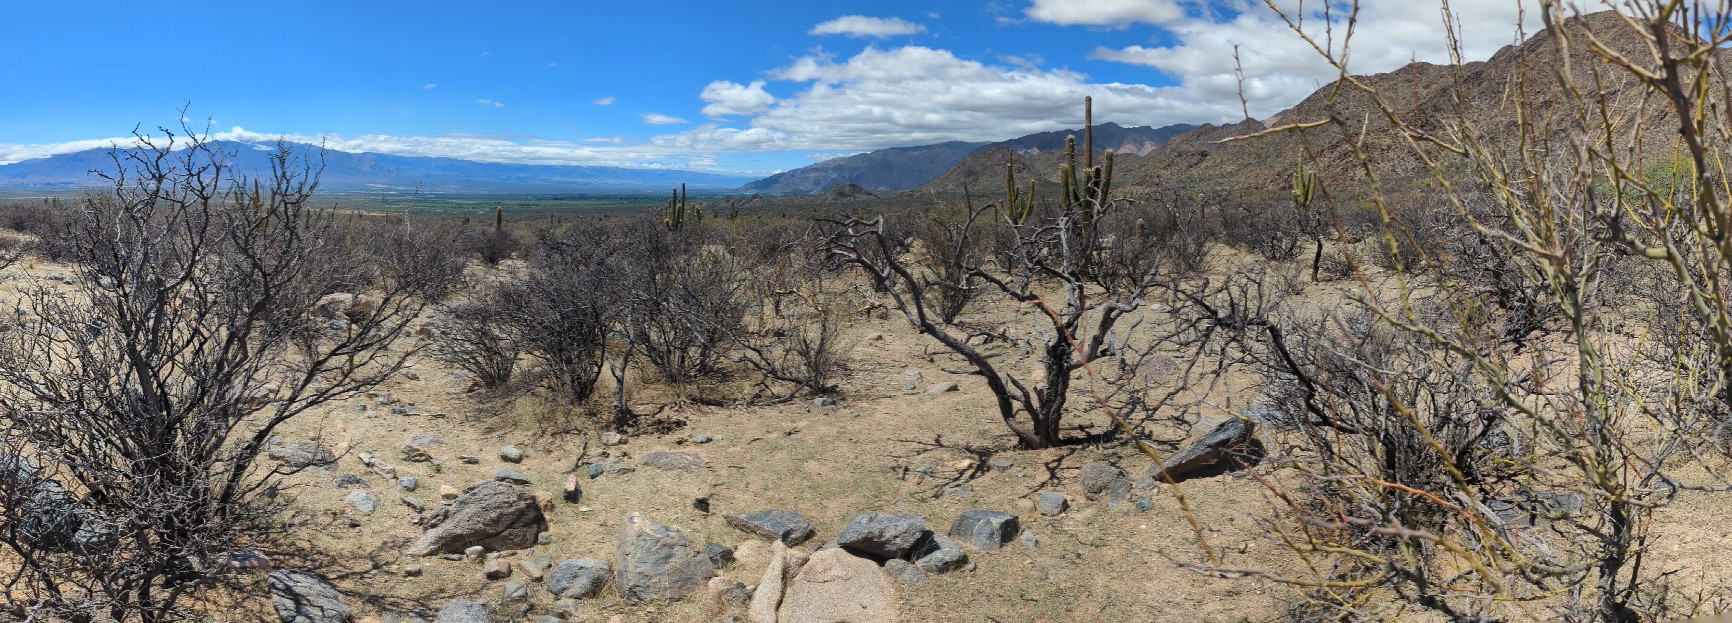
740;123;1198;195
0;141;755;193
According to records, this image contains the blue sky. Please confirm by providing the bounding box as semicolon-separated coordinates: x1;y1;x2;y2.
1;0;1539;174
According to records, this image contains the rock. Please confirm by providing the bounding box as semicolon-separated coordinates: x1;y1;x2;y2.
514;555;551;580
943;485;973;499
883;558;926;585
464;546;485;562
990;458;1013;472
1107;478;1134;507
402;563;423;577
369;464;398;480
562;475;582;504
749;541;790;623
734;539;769;567
949;510;1019;551
837;512;927;559
1037;492;1068;516
345;490;380;516
1135;498;1155;512
587;464;607;479
458;455;479;465
609;466;635;476
432;598;488;623
724;581;752;602
928;382;958;394
642;451;703;470
1080;461;1124;499
691;435;713;444
601;432;624;446
705;543;735;568
531;491;553;512
776;548;897;623
406;480;548;555
401;496;426;513
499;445;524;463
548;558;610;599
269;441;336;469
439;485;460;500
724;509;816;545
268;570;352;623
813;397;836;407
484;558;512;580
914;529;969;574
1019;530;1038;548
494;469;531;485
333;474;367;489
1154;417;1257;481
538;531;552;545
223;548;272;571
551;599;581;616
501;579;528;600
614;513;716;602
401;434;442;462
901;369;923;386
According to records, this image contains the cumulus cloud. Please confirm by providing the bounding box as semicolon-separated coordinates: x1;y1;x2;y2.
1023;0;1185;26
809;15;927;38
700;80;776;118
593;96;616;106
642;113;689;125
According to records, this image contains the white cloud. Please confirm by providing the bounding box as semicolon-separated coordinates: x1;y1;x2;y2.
700;80;776;118
1023;0;1185;26
593;96;616;106
642;113;690;125
423;83;437;89
809;15;927;38
475;99;505;108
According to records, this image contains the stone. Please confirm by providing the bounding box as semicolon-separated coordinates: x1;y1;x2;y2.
269;441;336;469
547;558;610;599
705;542;735;568
402;434;442;462
402;563;423;578
439;485;460;500
837;512;927;559
464;546;485;562
724;509;816;545
813;397;836;407
345;490;380;516
724;582;751;602
432;598;488;623
609;466;635;476
551;599;581;616
901;369;923;387
483;558;511;580
749;541;789;623
883;558;926;585
776;548;897;623
406;480;548;556
458;455;479;465
1154;417;1257;481
369;463;398;480
333;474;367;489
990;458;1013;472
502;579;529;600
515;555;552;580
538;532;552;545
268;570;352;623
948;510;1019;551
691;435;713;444
223;548;272;571
1107;478;1134;507
397;477;418;492
499;445;524;463
1037;492;1068;516
1080;461;1125;499
911;534;967;573
943;485;973;499
587;464;607;479
601;432;624;446
614;513;716;602
401;496;426;513
494;469;531;485
562;475;582;504
642;451;703;470
928;381;958;394
1135;498;1155;512
1020;530;1038;549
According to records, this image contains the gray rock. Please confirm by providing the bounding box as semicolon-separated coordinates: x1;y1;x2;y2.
1019;530;1038;549
457;455;479;464
724;509;816;545
464;545;485;562
948;510;1019;551
642;451;703;470
884;558;926;585
402;563;423;577
928;381;958;393
547;558;610;598
345;490;380;516
499;445;524;463
691;435;712;444
483;557;511;580
405;480;548;555
401;434;442;462
609;466;636;476
268;441;336;469
837;512;927;559
268;570;351;623
911;533;968;573
1135;498;1155;512
813;397;836;407
1037;492;1068;516
401;496;426;513
990;458;1013;472
494;469;531;485
502;579;528;600
615;513;715;602
704;542;735;568
432;598;488;623
398;477;419;492
943;485;973;499
724;581;751;602
587;463;606;479
601;432;624;446
333;474;367;489
1079;461;1124;499
1107;478;1134;507
1155;417;1256;481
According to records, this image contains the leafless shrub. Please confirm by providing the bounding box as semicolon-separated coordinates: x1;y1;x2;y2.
431;295;521;389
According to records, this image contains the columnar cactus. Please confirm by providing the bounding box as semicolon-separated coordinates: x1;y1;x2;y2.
1005;158;1035;225
495;205;504;232
1292;158;1317;208
663;183;688;231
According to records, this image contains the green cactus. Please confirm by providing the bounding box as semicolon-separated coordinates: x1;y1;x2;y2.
495;205;504;231
1292;158;1317;208
663;184;687;231
1005;158;1035;225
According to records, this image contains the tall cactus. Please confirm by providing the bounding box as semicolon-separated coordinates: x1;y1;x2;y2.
1005;97;1114;230
495;205;504;231
663;183;687;231
1291;157;1317;208
1005;157;1035;225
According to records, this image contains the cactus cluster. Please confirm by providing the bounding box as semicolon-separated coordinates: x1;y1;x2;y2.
662;184;688;231
1292;158;1317;208
1003;97;1115;230
1005;158;1035;225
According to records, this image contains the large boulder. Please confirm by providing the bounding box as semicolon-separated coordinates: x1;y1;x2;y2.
547;558;610;598
948;510;1019;551
836;512;926;560
405;481;547;555
725;509;816;545
776;548;898;623
1152;417;1257;481
268;570;352;623
433;598;488;623
614;513;715;602
16;478;113;555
